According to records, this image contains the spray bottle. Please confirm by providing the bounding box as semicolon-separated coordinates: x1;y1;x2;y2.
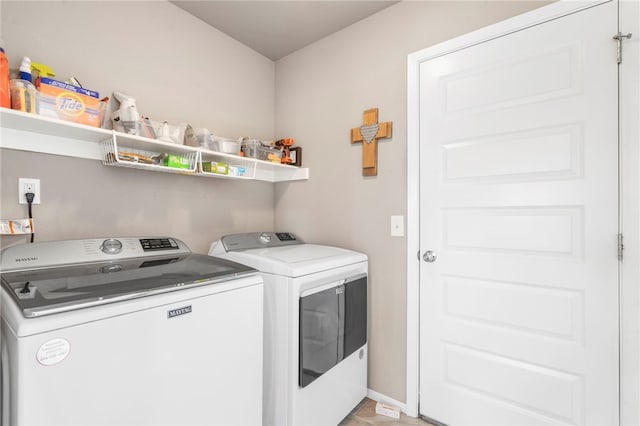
11;56;37;113
0;41;10;108
31;62;55;85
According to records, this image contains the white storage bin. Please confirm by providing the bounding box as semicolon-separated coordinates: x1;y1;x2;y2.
209;135;241;155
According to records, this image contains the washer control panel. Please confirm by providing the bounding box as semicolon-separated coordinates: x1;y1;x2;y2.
0;237;190;272
220;232;301;251
139;238;180;251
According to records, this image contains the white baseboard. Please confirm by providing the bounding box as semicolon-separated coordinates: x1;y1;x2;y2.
366;389;408;415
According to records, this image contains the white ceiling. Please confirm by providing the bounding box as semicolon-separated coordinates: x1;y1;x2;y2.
170;1;399;60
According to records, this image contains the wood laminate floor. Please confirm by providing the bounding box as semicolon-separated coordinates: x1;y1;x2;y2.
339;398;433;426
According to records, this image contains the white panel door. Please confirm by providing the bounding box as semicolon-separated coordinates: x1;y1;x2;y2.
418;2;619;425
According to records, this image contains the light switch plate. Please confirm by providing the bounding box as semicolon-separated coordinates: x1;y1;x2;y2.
391;215;404;237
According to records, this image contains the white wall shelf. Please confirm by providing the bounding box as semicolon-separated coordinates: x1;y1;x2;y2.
0;108;309;183
199;148;308;182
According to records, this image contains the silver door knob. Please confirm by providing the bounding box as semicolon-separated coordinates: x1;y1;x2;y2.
423;251;437;263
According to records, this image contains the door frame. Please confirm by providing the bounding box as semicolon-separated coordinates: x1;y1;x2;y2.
406;0;640;423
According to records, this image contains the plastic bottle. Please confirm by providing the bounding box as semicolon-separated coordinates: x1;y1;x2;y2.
0;41;10;108
19;57;31;82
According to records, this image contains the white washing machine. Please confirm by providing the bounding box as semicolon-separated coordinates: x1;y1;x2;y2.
209;232;368;426
1;237;263;426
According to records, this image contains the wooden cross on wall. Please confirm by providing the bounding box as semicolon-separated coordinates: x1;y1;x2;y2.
350;108;392;176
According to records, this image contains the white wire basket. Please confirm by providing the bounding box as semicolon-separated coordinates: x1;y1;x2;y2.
101;132;198;174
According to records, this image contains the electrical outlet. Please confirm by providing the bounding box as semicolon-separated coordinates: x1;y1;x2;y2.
18;178;41;204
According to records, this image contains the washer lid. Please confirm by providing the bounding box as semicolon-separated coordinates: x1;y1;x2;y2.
218;244;367;277
1;253;256;318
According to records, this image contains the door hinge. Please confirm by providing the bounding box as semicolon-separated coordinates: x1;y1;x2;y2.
613;32;633;64
618;233;624;260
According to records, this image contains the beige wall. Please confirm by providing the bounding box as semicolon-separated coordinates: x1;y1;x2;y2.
0;0;275;253
274;0;548;402
1;1;275;137
1;150;275;254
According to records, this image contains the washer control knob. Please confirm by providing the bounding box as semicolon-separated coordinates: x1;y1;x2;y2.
101;239;123;255
259;233;272;244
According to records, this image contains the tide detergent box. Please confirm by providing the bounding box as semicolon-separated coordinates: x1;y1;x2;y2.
37;78;106;127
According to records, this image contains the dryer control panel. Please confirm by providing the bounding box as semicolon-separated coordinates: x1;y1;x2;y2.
219;232;302;252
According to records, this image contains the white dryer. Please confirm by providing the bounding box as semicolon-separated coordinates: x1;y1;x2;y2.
209;232;368;426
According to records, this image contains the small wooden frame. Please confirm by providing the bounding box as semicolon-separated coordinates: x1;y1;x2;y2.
350;108;392;176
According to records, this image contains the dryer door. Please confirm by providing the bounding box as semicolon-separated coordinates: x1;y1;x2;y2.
299;275;367;388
